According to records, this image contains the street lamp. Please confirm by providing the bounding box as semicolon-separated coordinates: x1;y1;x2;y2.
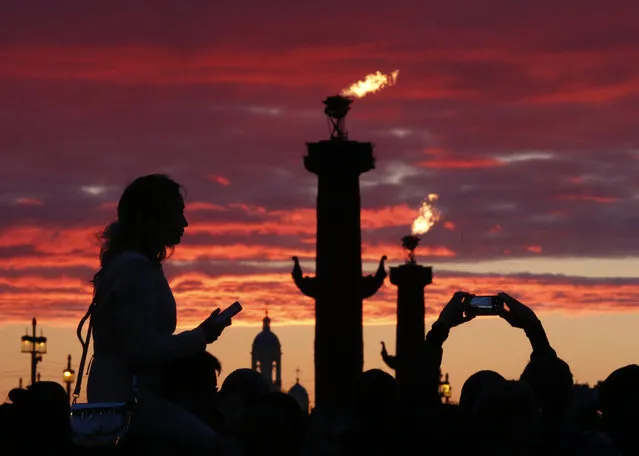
35;336;47;354
20;318;47;385
21;335;33;353
439;372;452;404
63;354;75;401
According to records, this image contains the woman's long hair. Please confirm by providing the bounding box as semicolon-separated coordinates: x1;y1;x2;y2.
92;174;185;286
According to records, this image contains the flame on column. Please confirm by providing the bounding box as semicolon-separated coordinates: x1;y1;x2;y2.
412;193;441;235
341;70;400;98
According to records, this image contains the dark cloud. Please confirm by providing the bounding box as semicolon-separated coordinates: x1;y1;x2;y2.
2;0;639;321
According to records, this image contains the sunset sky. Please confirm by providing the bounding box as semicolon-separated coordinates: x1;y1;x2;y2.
2;1;639;404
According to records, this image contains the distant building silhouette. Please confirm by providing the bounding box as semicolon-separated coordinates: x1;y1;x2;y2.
288;368;310;414
292;95;387;410
251;311;282;391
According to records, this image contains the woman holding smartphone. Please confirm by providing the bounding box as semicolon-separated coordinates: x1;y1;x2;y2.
85;174;231;455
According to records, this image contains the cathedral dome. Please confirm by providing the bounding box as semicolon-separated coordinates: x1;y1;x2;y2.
288;381;308;399
252;315;281;357
288;370;310;414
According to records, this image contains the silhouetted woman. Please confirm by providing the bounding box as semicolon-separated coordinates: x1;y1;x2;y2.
86;174;230;455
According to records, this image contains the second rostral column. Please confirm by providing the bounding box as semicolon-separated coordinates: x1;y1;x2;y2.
381;235;432;401
292;95;387;410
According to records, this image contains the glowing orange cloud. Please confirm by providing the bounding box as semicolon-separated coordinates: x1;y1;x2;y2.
2;270;638;326
187;202;228;212
0;219;455;271
0;226;96;253
0;254;96;270
443;221;456;230
173;242;454;263
8;203;427;242
527;245;543;254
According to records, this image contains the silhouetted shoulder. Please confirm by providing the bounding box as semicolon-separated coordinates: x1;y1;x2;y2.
113;250;150;268
95;251;156;302
103;251;153;280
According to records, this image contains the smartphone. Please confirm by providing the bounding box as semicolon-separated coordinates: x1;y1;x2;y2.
216;301;243;322
468;295;502;316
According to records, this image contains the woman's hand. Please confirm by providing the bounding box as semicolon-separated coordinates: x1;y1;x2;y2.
198;308;232;344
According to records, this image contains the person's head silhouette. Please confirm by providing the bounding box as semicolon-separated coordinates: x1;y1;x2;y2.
96;174;188;271
598;364;639;455
520;355;573;419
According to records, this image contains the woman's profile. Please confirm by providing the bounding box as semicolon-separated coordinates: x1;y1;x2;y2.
85;173;230;454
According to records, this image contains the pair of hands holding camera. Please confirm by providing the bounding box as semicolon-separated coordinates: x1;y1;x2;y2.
435;291;540;331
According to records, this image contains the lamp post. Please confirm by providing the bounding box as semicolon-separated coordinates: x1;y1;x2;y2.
439;371;452;404
63;354;75;402
20;317;47;385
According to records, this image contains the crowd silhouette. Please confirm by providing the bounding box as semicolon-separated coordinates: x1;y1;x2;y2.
1;174;637;455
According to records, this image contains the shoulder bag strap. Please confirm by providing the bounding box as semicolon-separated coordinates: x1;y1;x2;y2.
72;298;97;403
72;253;149;404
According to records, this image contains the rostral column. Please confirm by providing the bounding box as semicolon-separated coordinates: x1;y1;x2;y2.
292;94;387;410
381;195;441;413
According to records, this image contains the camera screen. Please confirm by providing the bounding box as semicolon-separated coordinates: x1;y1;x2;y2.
470;296;493;309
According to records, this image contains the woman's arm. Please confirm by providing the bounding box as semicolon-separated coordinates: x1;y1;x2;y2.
109;256;207;366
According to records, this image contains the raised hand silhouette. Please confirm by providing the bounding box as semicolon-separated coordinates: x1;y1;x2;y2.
497;292;539;330
436;291;476;329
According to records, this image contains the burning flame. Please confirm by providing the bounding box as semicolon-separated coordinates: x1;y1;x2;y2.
341;70;400;98
412;193;442;236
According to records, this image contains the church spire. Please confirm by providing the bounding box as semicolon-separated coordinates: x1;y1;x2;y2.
263;307;271;331
252;309;282;392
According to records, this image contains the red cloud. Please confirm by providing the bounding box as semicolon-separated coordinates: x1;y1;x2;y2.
188;202;228;212
417;147;503;169
207;174;231;186
98;201;117;212
0;254;96;270
1;270;638;326
0;226;97;254
417;159;503;169
173;242;454;263
14;197;43;206
0;216;456;271
3;34;638;106
557;194;618;204
0;45;378;89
